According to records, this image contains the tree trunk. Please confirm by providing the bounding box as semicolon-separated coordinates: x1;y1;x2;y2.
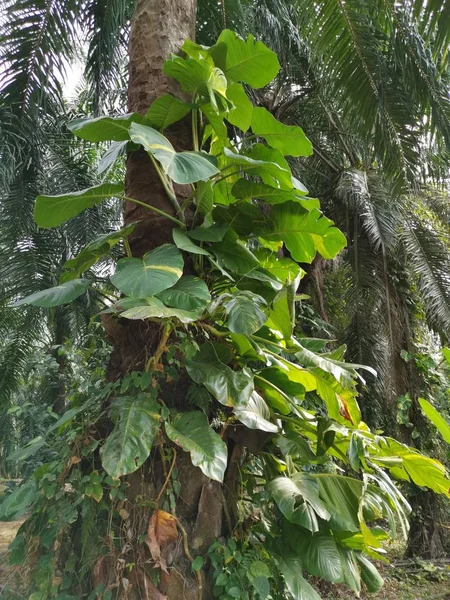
100;3;232;598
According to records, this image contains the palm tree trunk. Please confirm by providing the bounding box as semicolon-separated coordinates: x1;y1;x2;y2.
101;3;227;598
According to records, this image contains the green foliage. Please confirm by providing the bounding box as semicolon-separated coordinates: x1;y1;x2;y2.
4;27;450;600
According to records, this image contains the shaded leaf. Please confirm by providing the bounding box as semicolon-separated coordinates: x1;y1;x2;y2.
157;276;211;311
10;279;90;308
146;93;192;130
234;391;279;433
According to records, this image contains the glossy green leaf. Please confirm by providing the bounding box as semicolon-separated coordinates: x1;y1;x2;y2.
98;140;127;174
223;147;290;184
234;391;279;433
256;203;347;263
356;554;383;593
0;480;37;521
68;113;144;141
221;290;267;335
304;533;342;583
213;30;280;88
279;555;321;600
146;93;191;130
129;122;219;184
100;395;160;479
61;223;137;281
313;474;363;532
268;474;330;530
225;82;253;131
185;342;254;407
172;227;211;256
194;181;214;217
187;223;229;242
118;297;201;323
156;276;211;311
10;279;90;308
111;244;183;297
266;286;294;340
418;397;450;444
246;144;293;190
401;454;450;496
232;179;314;207
165;411;227;482
251;107;312;157
34;182;124;228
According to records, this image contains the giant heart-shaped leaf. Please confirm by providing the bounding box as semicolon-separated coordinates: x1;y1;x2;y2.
165;411;227;482
118;297;202;323
278;555;322;600
68;113;145;141
156;276;211;311
146;93;192;130
251;107;312;157
100;395;160;479
34;182;124;228
111;244;183;297
129;122;219;184
268;474;330;531
220;290;267;335
10;279;90;308
234;391;279;433
185;342;254;407
212;30;280;88
256;202;347;263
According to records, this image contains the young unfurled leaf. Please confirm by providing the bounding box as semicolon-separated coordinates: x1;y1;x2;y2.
212;30;280;88
34;183;124;228
165;411;227;482
10;279;91;308
251;107;312;157
146;93;192;130
111;244;183;297
129;122;219;184
185;342;254;407
156;276;211;311
256;202;347;263
100;395;160;479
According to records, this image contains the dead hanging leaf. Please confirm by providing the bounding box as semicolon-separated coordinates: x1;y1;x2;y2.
131;569;167;600
119;508;130;521
69;456;81;465
145;509;178;572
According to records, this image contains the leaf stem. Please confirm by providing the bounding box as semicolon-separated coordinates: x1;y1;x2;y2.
122;196;185;227
123;237;133;258
148;154;181;213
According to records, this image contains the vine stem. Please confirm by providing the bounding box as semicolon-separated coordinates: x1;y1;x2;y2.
148;154;181;212
175;517;203;600
155;448;177;504
121;195;185;227
123;237;133;258
145;323;173;372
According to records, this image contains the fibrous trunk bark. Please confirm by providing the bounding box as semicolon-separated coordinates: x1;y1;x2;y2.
101;3;231;599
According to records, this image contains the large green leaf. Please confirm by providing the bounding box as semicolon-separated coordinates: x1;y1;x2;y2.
256;203;347;263
146;93;192;130
266;286;294;340
68;113;144;141
111;244;183;297
156;276;211;311
129;122;219;184
356;554;383;593
185;342;254;407
313;474;363;532
225;82;253;131
278;555;322;600
0;480;37;521
223;147;290;185
246;144;293;190
234;391;279;433
268;474;330;531
220;290;267;335
401;454;450;496
118;297;202;323
304;533;342;583
172;227;211;256
418;398;450;444
61;223;137;281
251;107;312;157
165;411;227;482
98;140;127;174
164;54;228;111
100;395;160;479
34;183;124;228
232;180;314;207
10;279;90;308
213;30;280;88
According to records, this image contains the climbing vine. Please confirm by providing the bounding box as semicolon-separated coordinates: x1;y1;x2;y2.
3;30;450;599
